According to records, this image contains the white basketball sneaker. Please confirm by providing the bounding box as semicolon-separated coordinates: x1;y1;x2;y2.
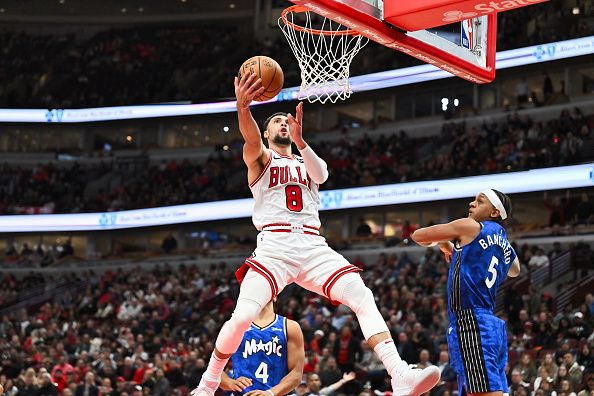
190;376;219;396
391;365;441;396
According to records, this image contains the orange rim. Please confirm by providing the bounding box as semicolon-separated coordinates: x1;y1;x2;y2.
280;5;360;36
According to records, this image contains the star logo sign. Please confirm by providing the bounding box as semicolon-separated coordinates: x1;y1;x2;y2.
533;45;546;60
272;336;279;344
257;340;265;352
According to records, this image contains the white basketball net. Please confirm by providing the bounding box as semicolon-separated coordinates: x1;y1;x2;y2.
279;8;368;104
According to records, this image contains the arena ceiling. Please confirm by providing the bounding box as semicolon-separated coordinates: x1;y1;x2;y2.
0;0;255;23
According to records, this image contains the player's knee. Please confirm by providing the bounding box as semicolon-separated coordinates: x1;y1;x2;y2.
228;299;262;330
334;276;375;315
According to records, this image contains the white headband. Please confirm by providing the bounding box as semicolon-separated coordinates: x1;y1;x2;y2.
481;189;508;220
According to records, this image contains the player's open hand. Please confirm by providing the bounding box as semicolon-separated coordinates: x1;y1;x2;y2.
229;376;253;392
287;102;304;147
439;241;454;263
244;389;272;396
235;72;265;110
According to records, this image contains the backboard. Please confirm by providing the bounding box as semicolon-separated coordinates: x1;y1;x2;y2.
286;0;547;83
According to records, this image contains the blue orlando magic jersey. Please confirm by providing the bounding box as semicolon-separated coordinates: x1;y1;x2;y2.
230;314;288;394
448;221;517;316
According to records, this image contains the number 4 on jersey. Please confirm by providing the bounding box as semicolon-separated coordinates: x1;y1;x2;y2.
255;361;269;383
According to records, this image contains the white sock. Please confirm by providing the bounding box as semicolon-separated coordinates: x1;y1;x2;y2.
374;339;407;377
201;353;228;385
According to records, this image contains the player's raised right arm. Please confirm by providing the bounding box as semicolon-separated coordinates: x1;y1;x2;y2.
235;73;268;167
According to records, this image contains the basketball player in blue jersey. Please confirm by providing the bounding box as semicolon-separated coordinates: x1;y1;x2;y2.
411;189;521;396
219;300;304;396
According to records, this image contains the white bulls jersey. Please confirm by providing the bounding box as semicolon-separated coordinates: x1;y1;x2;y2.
249;150;321;230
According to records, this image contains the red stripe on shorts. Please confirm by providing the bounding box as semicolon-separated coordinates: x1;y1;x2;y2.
244;258;279;298
322;265;362;303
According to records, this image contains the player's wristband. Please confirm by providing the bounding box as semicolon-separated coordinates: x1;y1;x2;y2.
266;390;275;396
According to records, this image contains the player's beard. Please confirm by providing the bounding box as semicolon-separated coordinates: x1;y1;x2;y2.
273;134;292;146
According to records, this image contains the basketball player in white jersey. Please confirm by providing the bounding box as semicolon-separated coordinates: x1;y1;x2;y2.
192;72;440;396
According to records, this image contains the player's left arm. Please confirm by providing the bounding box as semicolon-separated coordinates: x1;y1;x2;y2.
245;319;304;396
287;102;329;184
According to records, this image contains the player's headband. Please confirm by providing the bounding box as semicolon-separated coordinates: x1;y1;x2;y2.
481;189;508;220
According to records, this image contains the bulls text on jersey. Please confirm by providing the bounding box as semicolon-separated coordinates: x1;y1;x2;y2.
268;165;311;189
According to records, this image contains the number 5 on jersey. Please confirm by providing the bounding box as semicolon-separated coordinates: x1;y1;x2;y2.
485;256;499;289
285;185;303;212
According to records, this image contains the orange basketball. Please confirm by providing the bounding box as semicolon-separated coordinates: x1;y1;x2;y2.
238;56;284;102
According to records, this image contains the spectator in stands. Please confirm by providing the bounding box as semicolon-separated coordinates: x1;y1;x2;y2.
577;375;594;396
37;372;58;396
574;193;593;225
529;247;550;270
416;349;433;369
59;239;74;259
401;220;416;242
537;376;554;396
304;371;357;396
558;379;578;396
515;353;538;385
534;366;554;393
436;350;456;383
310;330;325;355
543;72;554;103
539;353;559;381
15;367;39;396
577;344;593;374
319;356;342;388
161;234;178;254
526;286;543;317
549;242;566;261
544;192;570;227
393;332;416;365
98;377;114;396
585;294;594;317
568;312;593;340
355;219;372;237
556;364;575;389
563;353;583;386
510;369;530;395
333;326;360;372
303;350;319;375
355;340;385;390
516;78;530;107
151;368;170;396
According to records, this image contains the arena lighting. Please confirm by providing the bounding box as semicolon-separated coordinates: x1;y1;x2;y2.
0;163;592;232
0;36;592;123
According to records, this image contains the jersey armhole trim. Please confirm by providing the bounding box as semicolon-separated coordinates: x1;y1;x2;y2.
249;154;273;188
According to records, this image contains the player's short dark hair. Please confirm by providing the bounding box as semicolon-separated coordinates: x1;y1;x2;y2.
492;189;512;224
263;112;287;132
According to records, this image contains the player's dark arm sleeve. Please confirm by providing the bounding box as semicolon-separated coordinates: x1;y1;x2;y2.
269;320;304;396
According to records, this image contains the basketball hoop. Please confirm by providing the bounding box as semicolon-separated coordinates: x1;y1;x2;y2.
279;6;369;104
